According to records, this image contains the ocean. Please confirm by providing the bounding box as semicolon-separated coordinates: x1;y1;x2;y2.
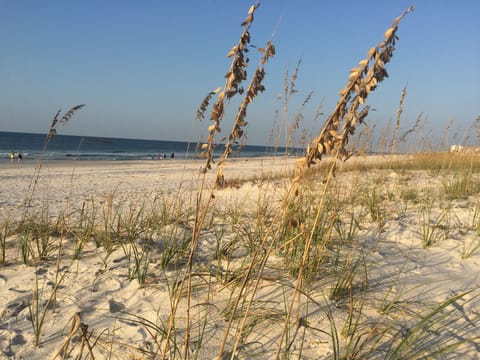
0;131;294;163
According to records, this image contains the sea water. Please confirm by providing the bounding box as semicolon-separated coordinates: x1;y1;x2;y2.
0;131;294;163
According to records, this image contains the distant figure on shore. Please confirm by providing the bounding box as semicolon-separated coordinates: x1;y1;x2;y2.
9;151;14;163
18;152;23;163
170;152;175;159
163;153;167;160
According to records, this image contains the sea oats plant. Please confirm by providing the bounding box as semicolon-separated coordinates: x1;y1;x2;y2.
268;7;415;358
214;5;417;355
162;4;276;358
196;3;273;174
215;39;275;186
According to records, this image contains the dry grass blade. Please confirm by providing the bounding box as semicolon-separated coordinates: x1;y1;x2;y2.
289;58;301;95
289;90;313;148
281;58;303;154
399;111;423;144
389;85;407;153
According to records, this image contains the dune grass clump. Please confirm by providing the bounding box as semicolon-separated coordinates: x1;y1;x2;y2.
443;172;480;200
159;5;278;358
259;6;417;357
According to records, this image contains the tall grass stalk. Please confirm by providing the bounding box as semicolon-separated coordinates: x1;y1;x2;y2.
29;269;67;346
282;59;302;154
419;205;447;248
72;200;97;260
117;205;153;286
387;291;478;359
461;235;480;259
0;220;8;264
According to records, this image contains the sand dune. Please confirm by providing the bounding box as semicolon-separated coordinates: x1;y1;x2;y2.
0;156;479;359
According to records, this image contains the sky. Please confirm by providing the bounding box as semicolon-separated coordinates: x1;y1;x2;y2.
0;0;479;146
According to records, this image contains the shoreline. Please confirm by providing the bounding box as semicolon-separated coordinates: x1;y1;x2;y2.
0;155;294;167
0;156;298;222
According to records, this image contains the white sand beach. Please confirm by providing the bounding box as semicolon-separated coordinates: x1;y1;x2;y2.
0;157;295;220
0;155;479;359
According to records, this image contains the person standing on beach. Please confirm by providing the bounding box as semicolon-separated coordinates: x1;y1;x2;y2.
18;152;23;163
9;151;14;163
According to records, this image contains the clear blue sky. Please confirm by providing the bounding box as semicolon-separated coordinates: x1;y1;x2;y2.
1;1;479;146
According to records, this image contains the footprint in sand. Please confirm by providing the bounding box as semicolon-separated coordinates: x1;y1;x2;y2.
0;295;30;322
108;299;126;313
0;329;26;358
